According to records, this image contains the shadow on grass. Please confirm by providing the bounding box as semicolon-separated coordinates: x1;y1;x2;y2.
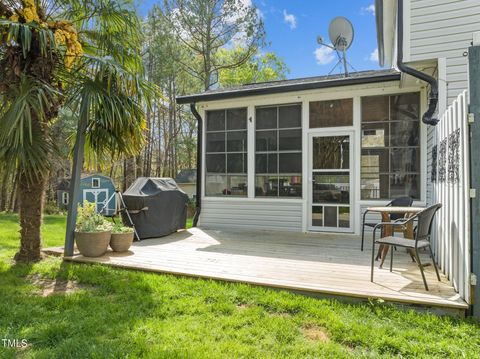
1;248;479;358
0;259;164;358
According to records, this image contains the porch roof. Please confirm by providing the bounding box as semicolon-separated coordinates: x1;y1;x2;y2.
176;69;400;104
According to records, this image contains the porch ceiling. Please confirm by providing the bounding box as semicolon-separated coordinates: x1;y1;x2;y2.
63;228;467;311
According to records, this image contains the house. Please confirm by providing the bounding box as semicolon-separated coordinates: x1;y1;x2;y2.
176;0;480;314
175;169;197;199
57;174;117;216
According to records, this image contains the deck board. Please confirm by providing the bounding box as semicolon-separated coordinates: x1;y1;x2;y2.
60;227;467;310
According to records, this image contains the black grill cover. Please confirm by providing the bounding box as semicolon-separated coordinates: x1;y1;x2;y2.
121;177;189;239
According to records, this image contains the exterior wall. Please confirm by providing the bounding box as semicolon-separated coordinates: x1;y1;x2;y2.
57;175;117;214
408;0;480;104
200;199;303;231
198;81;426;234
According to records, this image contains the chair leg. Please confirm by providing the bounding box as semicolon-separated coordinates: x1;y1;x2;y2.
371;240;376;282
361;211;368;251
390;246;394;272
428;245;441;282
361;224;365;251
414;250;429;291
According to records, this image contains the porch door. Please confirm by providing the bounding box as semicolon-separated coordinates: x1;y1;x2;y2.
309;133;353;232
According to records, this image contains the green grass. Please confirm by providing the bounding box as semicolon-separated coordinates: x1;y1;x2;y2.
0;213;479;358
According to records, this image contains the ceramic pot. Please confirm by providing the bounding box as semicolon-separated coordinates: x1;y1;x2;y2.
110;232;134;252
75;231;111;257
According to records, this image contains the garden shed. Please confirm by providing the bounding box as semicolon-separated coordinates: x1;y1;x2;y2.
57;174;117;216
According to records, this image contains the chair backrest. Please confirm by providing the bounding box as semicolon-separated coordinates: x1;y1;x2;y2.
389;196;414;220
415;203;442;242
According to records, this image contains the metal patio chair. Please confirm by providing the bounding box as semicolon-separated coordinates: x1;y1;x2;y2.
361;196;413;251
370;203;442;291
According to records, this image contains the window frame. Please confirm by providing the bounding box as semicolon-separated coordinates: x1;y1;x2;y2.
254;103;303;198
204;107;248;197
62;192;69;205
92;178;100;188
360;92;422;201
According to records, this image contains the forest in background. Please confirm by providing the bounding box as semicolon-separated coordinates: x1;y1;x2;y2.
0;0;288;212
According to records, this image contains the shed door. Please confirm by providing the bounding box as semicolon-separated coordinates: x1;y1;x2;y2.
83;189;109;214
308;133;353;232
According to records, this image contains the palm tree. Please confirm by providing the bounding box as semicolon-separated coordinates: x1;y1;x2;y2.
0;0;149;262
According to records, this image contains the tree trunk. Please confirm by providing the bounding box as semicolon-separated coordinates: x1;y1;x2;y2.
123;157;136;191
14;173;46;262
9;173;18;213
0;171;8;212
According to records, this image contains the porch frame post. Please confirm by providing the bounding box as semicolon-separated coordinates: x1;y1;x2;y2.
64;114;88;257
469;45;480;317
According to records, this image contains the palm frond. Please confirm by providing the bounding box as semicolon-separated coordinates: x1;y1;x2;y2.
0;19;57;59
66;60;151;167
0;76;61;183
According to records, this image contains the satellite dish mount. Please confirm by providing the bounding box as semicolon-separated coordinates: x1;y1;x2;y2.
317;16;356;77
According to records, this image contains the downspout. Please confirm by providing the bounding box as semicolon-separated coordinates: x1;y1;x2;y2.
397;0;439;125
190;103;202;227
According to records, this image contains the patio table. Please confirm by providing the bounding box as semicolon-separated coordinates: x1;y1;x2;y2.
366;206;425;268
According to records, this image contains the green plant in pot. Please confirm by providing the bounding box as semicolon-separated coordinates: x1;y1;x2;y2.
75;201;112;257
110;223;135;252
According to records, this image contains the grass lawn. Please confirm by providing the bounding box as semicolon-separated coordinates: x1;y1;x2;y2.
0;213;479;358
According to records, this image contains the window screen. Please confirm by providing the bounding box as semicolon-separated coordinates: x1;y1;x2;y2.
205;108;248;196
255;104;302;198
361;93;421;200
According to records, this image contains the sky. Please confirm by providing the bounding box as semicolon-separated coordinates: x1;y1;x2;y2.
136;0;381;79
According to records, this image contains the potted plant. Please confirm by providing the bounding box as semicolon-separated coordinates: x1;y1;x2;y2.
110;223;135;252
75;201;112;257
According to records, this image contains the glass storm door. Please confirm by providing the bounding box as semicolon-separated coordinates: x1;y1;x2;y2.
309;134;353;231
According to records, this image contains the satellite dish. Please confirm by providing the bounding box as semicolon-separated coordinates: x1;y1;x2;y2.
328;17;354;52
316;16;356;77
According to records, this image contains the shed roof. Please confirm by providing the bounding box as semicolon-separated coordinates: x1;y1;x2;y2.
176;69;400;104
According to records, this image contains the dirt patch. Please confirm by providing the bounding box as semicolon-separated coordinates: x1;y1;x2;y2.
301;324;330;343
237;303;250;310
27;274;89;297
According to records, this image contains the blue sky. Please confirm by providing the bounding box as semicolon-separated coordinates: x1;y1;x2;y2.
137;0;381;79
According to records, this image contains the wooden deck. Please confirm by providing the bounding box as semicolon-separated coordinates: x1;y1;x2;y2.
61;227;467;311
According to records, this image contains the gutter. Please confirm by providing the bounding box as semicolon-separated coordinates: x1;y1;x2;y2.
190;103;202;227
397;0;439;125
375;0;385;67
176;72;400;104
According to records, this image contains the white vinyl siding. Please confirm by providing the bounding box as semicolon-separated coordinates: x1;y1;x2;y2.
199;199;303;231
409;0;480;104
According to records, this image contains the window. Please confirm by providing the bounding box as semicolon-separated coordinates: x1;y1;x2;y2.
255;104;302;197
361;93;420;200
62;192;69;205
309;98;353;128
205;108;247;196
92;178;100;188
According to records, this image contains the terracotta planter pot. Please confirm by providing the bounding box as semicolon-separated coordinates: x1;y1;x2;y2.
110;232;134;252
75;231;111;257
